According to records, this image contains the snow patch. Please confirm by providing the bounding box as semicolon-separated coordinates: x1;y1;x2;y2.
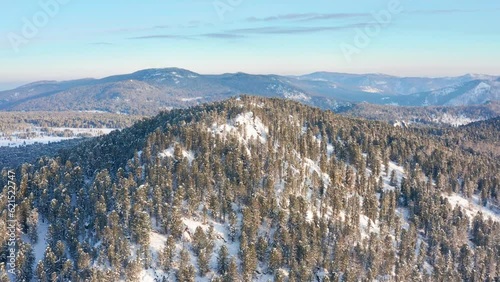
430;87;457;96
267;84;311;101
0;127;116;148
431;113;483;126
180;97;203;102
444;193;500;223
360;86;383;93
208;112;268;145
28;220;50;265
158;146;195;164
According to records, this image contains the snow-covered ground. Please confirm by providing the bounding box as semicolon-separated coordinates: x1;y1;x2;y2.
267;84;311;101
382;161;405;192
0;136;77;147
180;97;203;102
0;127;117;147
444;193;500;223
431;113;484;126
142;214;245;282
42;127;116;135
158;146;195;164
208;112;269;145
20;219;50;266
360;86;383;93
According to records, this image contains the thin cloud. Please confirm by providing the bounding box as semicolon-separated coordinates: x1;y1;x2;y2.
128;33;244;40
187;21;202;28
246;13;368;22
406;9;478;15
100;22;205;34
228;23;369;35
201;33;245;39
152;25;171;29
128;34;194;40
245;10;477;24
105;25;172;33
126;23;372;41
89;42;114;45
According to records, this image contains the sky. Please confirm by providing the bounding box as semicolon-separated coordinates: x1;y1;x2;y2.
0;0;499;90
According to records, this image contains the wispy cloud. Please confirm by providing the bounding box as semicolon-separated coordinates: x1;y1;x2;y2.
100;22;207;34
406;9;478;15
89;42;114;46
128;33;245;40
128;34;194;40
152;25;171;29
125;14;376;41
228;23;368;35
201;33;245;39
246;13;368;23
104;25;172;34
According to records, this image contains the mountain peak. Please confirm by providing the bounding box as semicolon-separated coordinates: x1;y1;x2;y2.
461;73;498;81
131;67;200;78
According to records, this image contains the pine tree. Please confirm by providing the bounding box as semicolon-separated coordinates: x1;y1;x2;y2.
177;249;195;282
17;242;35;282
389;170;398;187
217;245;229;275
242;244;257;280
125;259;142;282
256;236;268;262
274;269;286;282
223;258;239;282
0;263;10;282
192;226;206;255
159;236;175;271
197;248;209;277
228;212;237;242
269;247;283;273
27;208;39;244
36;261;47;282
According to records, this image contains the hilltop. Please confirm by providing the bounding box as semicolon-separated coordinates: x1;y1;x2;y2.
1;96;499;281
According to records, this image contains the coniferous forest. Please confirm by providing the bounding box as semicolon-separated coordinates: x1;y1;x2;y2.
1;96;499;281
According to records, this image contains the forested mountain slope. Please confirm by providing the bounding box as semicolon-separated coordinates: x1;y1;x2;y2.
339;101;500;127
0;96;498;281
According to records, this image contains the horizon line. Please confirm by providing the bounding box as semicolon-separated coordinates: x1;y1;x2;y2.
1;67;499;90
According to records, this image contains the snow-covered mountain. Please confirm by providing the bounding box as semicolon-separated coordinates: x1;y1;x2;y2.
3;97;499;281
0;68;498;114
295;72;476;96
385;79;500;106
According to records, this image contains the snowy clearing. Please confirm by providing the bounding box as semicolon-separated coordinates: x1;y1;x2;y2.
444;193;500;223
208;112;268;144
0;127;116;147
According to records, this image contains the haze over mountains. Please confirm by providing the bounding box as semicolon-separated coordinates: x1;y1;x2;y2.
0;68;498;115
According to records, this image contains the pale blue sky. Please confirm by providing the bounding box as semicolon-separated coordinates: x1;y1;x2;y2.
0;0;499;89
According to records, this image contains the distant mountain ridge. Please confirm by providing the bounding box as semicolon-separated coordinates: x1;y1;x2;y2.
0;68;498;114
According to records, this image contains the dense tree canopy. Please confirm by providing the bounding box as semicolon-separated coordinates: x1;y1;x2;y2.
1;96;498;281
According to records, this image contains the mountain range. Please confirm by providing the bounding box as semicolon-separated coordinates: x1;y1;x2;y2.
0;68;499;115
